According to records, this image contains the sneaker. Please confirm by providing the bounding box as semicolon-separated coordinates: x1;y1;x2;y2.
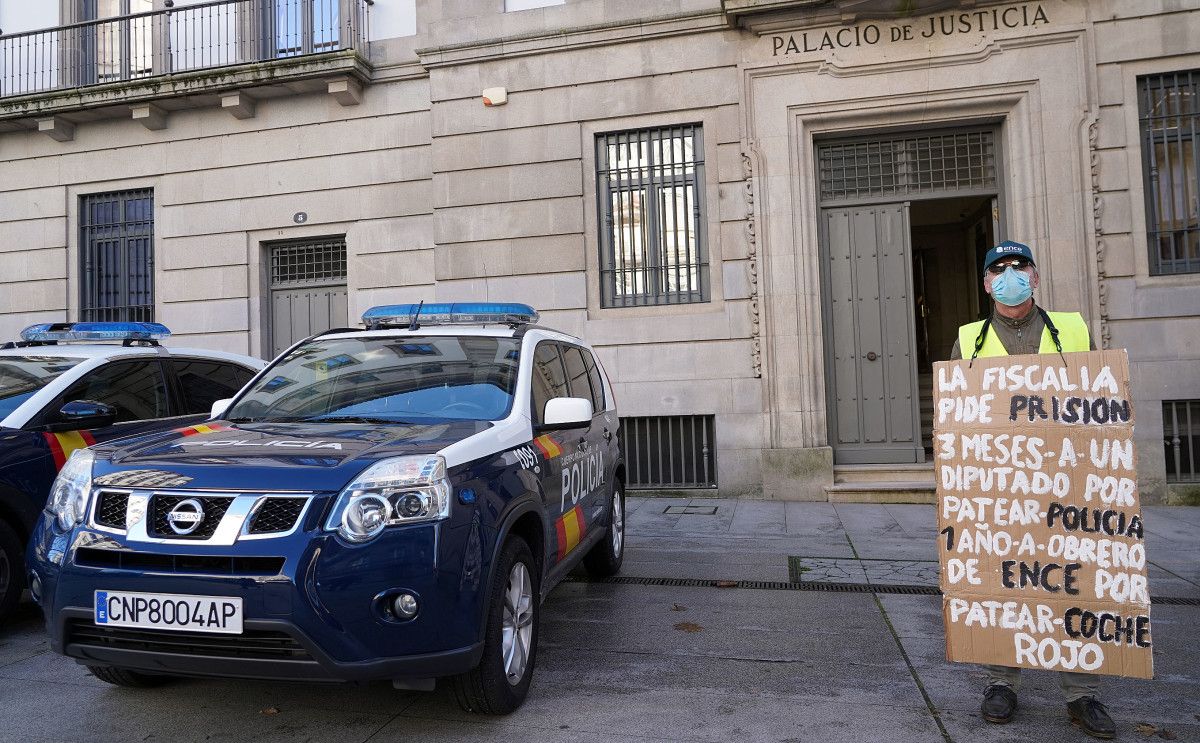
981;684;1018;724
1067;697;1116;740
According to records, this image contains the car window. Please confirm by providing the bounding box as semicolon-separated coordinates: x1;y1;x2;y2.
171;359;256;415
225;336;520;423
48;359;169;424
561;346;596;415
0;355;85;420
583;349;606;414
530;342;569;425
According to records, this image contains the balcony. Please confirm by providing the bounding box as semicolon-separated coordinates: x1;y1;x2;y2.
0;0;373;138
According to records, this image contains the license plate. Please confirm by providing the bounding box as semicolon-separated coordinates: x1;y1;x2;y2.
94;591;243;634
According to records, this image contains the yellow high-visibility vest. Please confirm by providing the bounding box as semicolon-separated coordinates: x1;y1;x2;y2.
958;311;1090;358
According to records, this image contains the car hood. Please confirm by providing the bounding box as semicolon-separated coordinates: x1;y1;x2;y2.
90;419;492;492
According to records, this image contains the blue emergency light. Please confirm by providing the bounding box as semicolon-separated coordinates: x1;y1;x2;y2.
19;321;172;343
362;302;539;329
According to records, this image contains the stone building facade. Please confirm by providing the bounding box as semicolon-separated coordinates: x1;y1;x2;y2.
0;0;1197;502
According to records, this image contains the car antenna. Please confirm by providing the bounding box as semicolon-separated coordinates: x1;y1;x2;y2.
408;300;425;331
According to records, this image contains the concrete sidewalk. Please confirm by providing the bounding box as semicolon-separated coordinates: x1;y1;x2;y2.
0;499;1196;742
616;498;1200;742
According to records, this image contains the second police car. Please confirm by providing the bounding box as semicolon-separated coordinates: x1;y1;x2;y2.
0;322;264;623
28;303;625;714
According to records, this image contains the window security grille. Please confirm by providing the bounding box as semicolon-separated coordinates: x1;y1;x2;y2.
620;415;716;489
1164;400;1199;483
596;125;709;307
268;237;347;288
1138;72;1200;275
817;130;997;203
80;189;154;322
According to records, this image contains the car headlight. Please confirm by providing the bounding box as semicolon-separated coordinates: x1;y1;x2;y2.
326;455;451;543
47;449;94;531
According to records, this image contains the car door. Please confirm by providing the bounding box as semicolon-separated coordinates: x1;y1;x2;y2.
28;358;173;469
583;346;619;506
529;341;587;572
560;344;608;527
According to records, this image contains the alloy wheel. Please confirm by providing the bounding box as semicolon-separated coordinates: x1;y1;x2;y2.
501;561;534;685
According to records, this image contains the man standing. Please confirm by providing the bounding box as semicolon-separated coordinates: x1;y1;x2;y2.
950;240;1116;740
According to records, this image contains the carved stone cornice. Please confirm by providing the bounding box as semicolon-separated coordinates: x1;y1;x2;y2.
742;147;763;378
1088;118;1112;349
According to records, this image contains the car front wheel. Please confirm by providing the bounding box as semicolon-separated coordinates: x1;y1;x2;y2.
88;665;170;688
452;536;539;714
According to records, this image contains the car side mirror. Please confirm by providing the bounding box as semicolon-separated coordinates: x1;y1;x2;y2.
50;400;117;431
539;397;593;430
210;398;233;420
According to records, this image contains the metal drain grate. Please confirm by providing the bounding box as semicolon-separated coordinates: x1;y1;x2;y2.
663;505;718;515
564;575;1200;604
1153;596;1200;607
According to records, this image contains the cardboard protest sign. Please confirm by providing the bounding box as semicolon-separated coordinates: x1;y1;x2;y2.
934;349;1152;679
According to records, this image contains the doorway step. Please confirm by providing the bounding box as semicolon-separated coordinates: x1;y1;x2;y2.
824;464;936;504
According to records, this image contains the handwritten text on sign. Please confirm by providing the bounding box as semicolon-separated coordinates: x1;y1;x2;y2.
934;350;1152;679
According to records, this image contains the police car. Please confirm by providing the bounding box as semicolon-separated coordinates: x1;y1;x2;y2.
28;303;625;714
0;322;264;623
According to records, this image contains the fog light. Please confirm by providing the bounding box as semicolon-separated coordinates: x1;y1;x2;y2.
392;593;418;619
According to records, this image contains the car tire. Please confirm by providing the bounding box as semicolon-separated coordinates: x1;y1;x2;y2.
0;519;25;624
88;665;170;688
583;483;625;578
452;536;539;715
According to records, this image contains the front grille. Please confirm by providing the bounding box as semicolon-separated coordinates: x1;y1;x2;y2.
75;548;284;576
151;495;233;539
248;498;307;534
66;620;311;661
95;491;129;529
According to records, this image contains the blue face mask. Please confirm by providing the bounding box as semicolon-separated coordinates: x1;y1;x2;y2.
989;266;1033;306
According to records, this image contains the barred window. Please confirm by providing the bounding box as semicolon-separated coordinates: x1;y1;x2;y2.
816;129;996;203
80;189;154;322
1164;400;1199;483
597;125;709;307
1138;71;1200;275
268;237;347;288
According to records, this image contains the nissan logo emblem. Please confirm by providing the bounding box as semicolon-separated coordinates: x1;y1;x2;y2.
167;498;205;535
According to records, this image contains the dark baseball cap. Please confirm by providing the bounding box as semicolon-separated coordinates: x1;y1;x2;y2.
983;240;1036;272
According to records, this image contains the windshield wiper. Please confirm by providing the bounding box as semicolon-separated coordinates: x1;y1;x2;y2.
307;415;411;425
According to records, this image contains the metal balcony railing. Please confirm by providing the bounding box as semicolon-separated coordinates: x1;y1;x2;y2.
0;0;371;99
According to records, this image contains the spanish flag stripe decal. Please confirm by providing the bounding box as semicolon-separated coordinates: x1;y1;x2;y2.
43;433;67;469
178;423;228;437
43;430;94;470
533;434;563;459
556;505;586;561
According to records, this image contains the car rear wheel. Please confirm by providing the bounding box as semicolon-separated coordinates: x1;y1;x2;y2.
88;665;170;688
0;519;24;624
452;536;538;715
583;483;624;578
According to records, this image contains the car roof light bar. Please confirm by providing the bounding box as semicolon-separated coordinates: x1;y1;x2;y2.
20;322;172;343
362;303;539;329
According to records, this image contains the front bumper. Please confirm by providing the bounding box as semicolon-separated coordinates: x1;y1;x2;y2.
27;507;490;682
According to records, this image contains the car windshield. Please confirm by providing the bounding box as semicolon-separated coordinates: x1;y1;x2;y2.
0;355;85;420
226;335;521;423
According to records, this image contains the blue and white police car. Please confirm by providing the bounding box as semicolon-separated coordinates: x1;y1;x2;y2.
28;303;625;714
0;322;264;623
